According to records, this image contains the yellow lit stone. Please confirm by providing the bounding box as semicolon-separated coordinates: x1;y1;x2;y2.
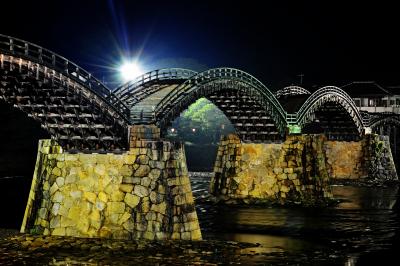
61;216;76;227
124;193;140;208
52;167;61;176
238;183;246;191
99;226;112;238
107;167;119;176
143;231;155;240
96;154;109;164
191;229;202;240
120;165;133;177
77;217;90;234
151;201;167;215
94;164;106;175
98;192;108;202
78;171;88;180
89;210;101;230
79;154;97;164
52;228;66;236
123;154;136;164
120;184;134;193
118;212;131;225
43;181;50;191
68;206;81;221
141;198;150;212
171;232;180;239
107;202;125;214
40;219;48;228
84;191;97;203
111;190;125;202
280;185;290;193
109;213;121;224
249;189;261;197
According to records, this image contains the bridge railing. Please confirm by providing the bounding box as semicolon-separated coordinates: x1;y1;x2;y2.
0;34;130;122
113;68;197;101
286;113;297;125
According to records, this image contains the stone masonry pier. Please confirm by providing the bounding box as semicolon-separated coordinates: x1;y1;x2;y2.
21;128;201;240
210;133;398;205
210;134;333;205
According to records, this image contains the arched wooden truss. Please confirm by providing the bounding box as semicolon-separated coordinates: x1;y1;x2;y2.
152;68;288;140
296;86;364;136
0;34;129;151
275;86;311;98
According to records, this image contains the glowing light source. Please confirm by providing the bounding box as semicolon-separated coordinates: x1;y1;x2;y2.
119;61;143;81
192;128;196;132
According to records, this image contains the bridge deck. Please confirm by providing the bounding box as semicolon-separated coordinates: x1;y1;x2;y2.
130;84;179;123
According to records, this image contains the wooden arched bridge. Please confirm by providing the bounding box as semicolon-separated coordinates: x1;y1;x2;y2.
1;34;399;152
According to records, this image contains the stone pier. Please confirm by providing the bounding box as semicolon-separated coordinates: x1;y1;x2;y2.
21;126;201;240
210;134;333;205
325;134;397;180
210;133;398;205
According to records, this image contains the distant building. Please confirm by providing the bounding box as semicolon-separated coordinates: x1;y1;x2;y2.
341;81;400;114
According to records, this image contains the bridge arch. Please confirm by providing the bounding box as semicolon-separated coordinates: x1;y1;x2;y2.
275;86;311;99
153;68;287;142
297;86;364;140
0;34;129;151
369;114;400;131
112;68;197;107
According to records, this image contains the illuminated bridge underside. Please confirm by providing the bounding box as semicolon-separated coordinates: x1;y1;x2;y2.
296;86;364;140
0;56;128;151
124;81;284;141
0;33;133;152
117;71;373;142
302;102;361;140
208;89;282;142
125;68;288;142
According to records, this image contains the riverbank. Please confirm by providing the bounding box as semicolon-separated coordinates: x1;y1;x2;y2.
0;234;263;265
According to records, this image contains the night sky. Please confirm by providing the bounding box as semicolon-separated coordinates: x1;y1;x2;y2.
1;1;399;90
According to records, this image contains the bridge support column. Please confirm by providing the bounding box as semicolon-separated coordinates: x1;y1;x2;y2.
366;134;398;181
210;134;333;205
21;137;201;240
129;124;161;140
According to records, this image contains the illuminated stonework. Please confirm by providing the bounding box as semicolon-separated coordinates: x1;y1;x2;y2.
21;138;201;240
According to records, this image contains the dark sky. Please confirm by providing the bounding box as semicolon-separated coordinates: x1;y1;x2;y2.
1;1;399;90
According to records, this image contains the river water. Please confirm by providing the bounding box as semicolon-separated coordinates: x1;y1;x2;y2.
0;174;399;265
191;175;400;265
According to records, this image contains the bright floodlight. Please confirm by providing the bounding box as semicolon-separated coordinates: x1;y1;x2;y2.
120;61;143;81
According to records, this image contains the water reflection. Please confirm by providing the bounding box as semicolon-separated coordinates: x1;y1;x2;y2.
221;233;312;253
192;177;400;263
332;185;399;210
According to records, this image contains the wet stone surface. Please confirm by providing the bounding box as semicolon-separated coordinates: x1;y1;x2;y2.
0;235;262;265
